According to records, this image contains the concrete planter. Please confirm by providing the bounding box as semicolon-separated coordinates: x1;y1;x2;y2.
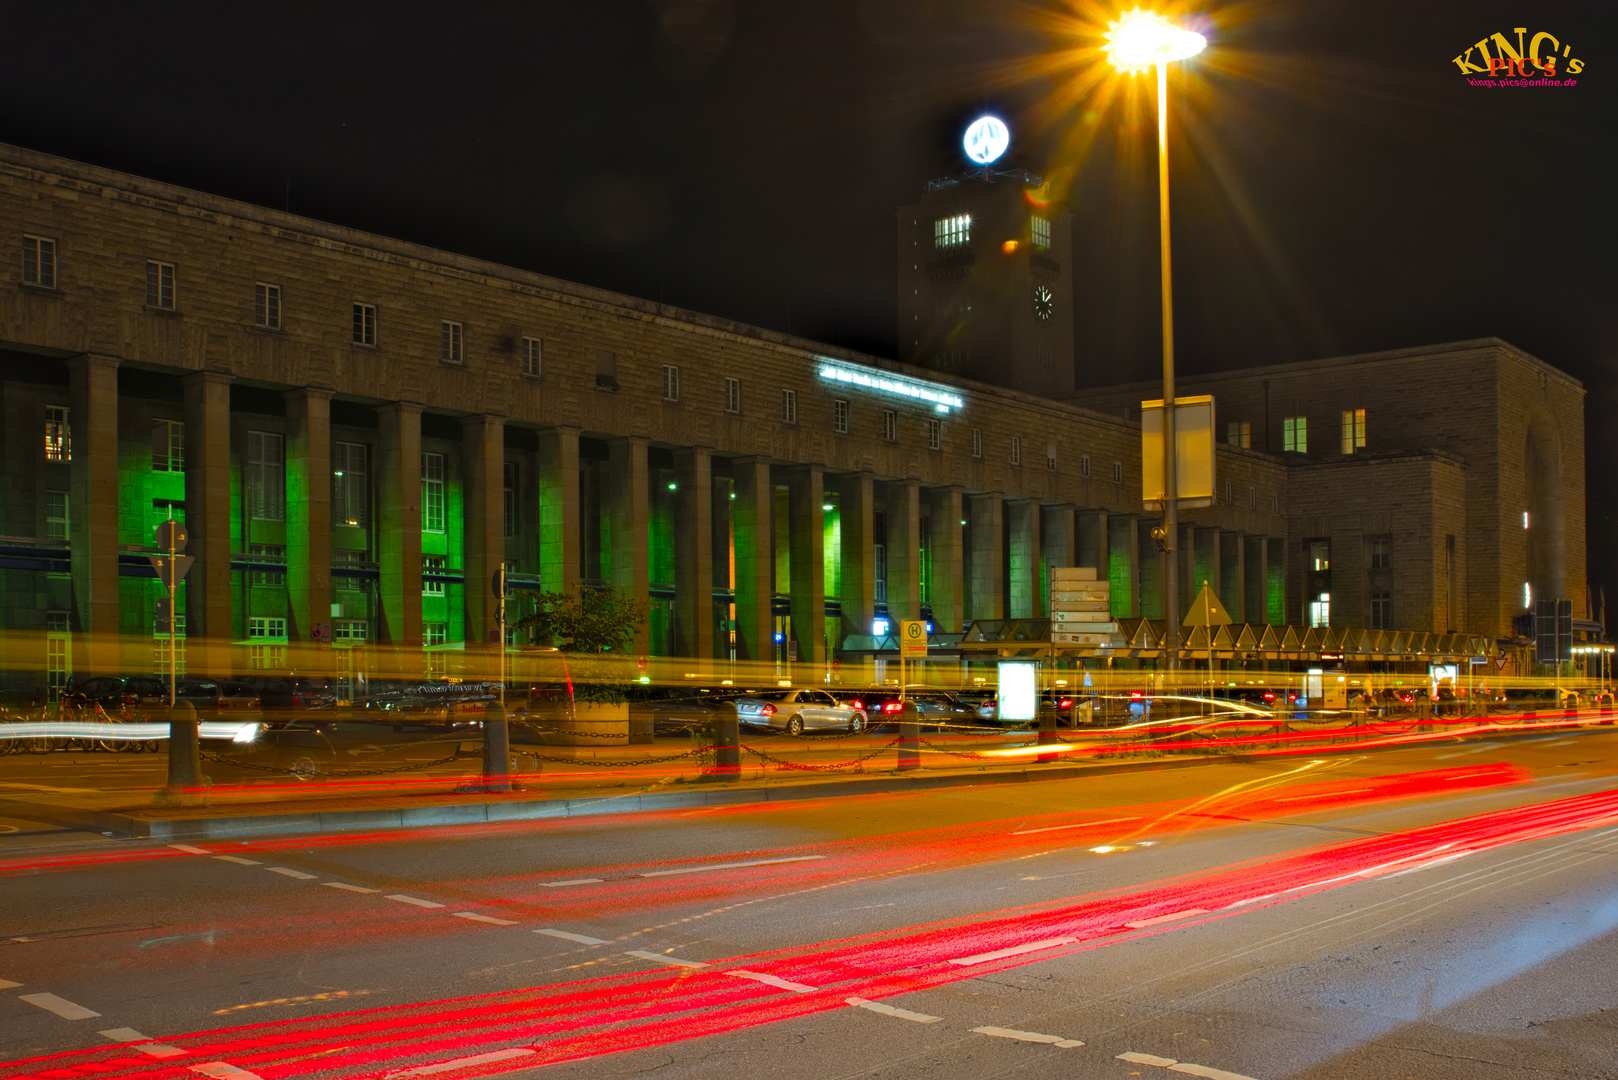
517;699;629;746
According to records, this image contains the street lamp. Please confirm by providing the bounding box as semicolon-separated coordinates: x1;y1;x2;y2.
1104;8;1205;672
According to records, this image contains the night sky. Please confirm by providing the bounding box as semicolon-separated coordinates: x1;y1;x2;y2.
3;1;1614;602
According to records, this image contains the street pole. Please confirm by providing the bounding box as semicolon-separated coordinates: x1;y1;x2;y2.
1156;58;1180;675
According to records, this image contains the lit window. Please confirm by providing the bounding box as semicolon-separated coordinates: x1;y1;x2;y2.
1340;408;1366;454
1310;540;1330;571
503;462;517;539
333;620;368;643
522;337;542;377
421;452;445;532
782;389;797;424
423;622;448;646
247;616;287;670
971;428;983;459
833;399;849;434
934;215;971;248
440;321;463;364
45;491;69;541
1309;594;1331;628
145;260;175;309
1031;216;1051;250
151;419;185;472
247;431;285;521
725;377;741;414
883;409;898;442
352;303;377;346
423;554;445;596
662;364;680;402
1227;421;1250;448
928;418;941;450
254;282;281;329
248;543;285;587
23;235;56;288
1283;415;1307;453
333;441;368;527
1010;436;1021;466
45;406;69;462
1523;510;1530;529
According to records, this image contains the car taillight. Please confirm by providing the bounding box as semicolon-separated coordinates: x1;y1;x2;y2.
761;703;776;716
849;700;862;710
291;693;302;708
1129;691;1143;700
883;701;902;712
1058;698;1072;710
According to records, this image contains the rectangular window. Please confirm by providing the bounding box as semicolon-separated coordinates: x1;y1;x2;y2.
503;461;517;539
1371;591;1393;630
1340;408;1366;454
833;399;849;434
662;364;680;402
440;321;463;364
151;419;185;472
1113;461;1123;484
333;441;368;527
873;543;887;603
725;377;741;414
45;406;70;462
45;490;69;541
1227;421;1250;448
971;428;983;459
1046;442;1057;471
421;452;445;532
145;260;175;309
1270;493;1280;514
1010;436;1021;466
333;620;368;643
423;622;448;646
254;282;281;329
782;389;797;424
1370;537;1391;569
1031;216;1051;250
247;616;287;670
45;612;70;700
521;337;542;377
248;543;286;587
23;235;56;288
352;303;376;346
927;418;942;450
1081;455;1091;478
1309;594;1331;628
1223;480;1233;505
883;409;898;442
1310;540;1330;572
246;431;285;520
423;554;445;596
594;349;619;392
1248;486;1257;510
934;214;971;248
1283;415;1307;453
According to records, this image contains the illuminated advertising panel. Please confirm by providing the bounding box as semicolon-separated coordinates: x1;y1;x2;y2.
997;660;1038;722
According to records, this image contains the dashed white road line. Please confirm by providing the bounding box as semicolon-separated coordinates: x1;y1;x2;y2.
1123;909;1208;929
640;855;825;877
99;1028;186;1058
725;969;815;992
845;996;942;1023
213;856;260;866
535;929;609;945
453;912;518;926
385;895;446;909
387;1047;536;1075
1118;1052;1259;1080
265;867;317;880
188;1063;265;1080
0;978;20;989
948;935;1078;966
1119;1052;1178;1067
972;1026;1084;1048
541;878;604;888
20;992;101;1019
323;882;380;893
1012;816;1140;835
169;844;212;854
624;950;707;968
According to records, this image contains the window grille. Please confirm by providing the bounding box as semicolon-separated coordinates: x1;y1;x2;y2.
45;406;69;462
1283;415;1307;453
152;420;185;472
145;260;175;309
352;303;376;345
1340;408;1366;454
782;389;797;424
522;337;542;377
725;377;741;414
254;282;281;329
247;431;285;520
23;235;55;288
662;364;680;401
883;409;898;442
934;215;971;248
423;554;446;595
1010;436;1021;466
1031;216;1051;250
421;452;446;532
833;399;849;434
333;442;368;528
927;418;941;451
971;428;982;458
440;321;463;364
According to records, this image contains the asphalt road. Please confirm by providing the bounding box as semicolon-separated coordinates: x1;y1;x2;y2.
2;730;1617;1080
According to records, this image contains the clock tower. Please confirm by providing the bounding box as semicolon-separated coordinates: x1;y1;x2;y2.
896;168;1075;398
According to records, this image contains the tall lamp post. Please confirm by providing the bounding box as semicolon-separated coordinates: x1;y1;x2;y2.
1104;8;1206;673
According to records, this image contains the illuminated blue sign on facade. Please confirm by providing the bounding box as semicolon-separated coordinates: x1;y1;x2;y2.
817;360;966;414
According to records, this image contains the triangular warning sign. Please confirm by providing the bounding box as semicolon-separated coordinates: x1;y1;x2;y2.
1183;580;1232;627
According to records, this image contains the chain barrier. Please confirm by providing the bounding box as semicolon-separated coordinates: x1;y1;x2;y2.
200;749;463;778
918;738;1022;760
741;738;900;771
518;746;713;768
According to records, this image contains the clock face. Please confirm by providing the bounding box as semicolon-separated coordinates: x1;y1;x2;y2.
1033;283;1054;321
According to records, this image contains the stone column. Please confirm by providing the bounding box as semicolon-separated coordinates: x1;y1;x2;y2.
837;472;876;640
1112;513;1139;618
929;486;964;632
788;464;826;676
1078;509;1107;576
1227;530;1247;623
284;387;332;656
68;354;120;678
182;371;233;675
673;446;714;663
968;492;1005;621
536;426;581;596
1043;502;1076;576
1008;499;1042;618
462;414;506;662
732;456;774;665
885;480;921;621
606;436;650;655
377;402;423;665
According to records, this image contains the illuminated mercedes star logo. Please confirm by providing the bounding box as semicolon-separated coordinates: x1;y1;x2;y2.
963;115;1010;165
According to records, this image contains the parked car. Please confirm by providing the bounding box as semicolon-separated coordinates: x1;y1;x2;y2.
63;675;171;715
625;686;735;733
176;678;263;721
248;674;337;713
732;689;868;735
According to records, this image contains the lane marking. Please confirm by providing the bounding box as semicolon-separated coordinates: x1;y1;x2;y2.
541;878;604;888
640;855;826;877
99;1028;147;1041
1119;1052;1178;1066
0;979;20;989
535;929;609;946
20;992;102;1019
1169;1064;1260;1080
387;1048;536;1075
169;844;211;854
1012;816;1141;836
1123;908;1209;930
454;912;519;926
189;1064;265;1080
213;856;260;866
845;996;942;1023
385;895;446;909
972;1026;1084;1048
323;883;381;893
948;935;1077;966
624;950;707;968
726;969;815;992
265;867;317;880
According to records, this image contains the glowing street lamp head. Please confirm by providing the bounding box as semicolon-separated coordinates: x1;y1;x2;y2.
963;115;1010;165
1103;8;1206;72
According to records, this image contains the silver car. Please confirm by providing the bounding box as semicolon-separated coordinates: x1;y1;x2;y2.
733;689;869;735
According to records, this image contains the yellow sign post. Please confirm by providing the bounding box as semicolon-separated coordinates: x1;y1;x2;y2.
899;620;927;697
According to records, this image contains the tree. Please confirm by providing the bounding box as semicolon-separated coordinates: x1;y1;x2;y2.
517;587;649;704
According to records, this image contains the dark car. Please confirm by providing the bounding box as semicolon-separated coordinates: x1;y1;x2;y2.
175;678;262;721
249;674;338;713
63;675;171;716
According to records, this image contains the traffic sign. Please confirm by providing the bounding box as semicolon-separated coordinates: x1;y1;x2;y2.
155;520;188;551
148;553;195;589
900;619;928;658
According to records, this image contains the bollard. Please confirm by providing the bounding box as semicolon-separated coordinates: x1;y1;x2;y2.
482;700;511;793
701;702;741;781
896;701;920;771
1037;709;1058;763
166;699;202;791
